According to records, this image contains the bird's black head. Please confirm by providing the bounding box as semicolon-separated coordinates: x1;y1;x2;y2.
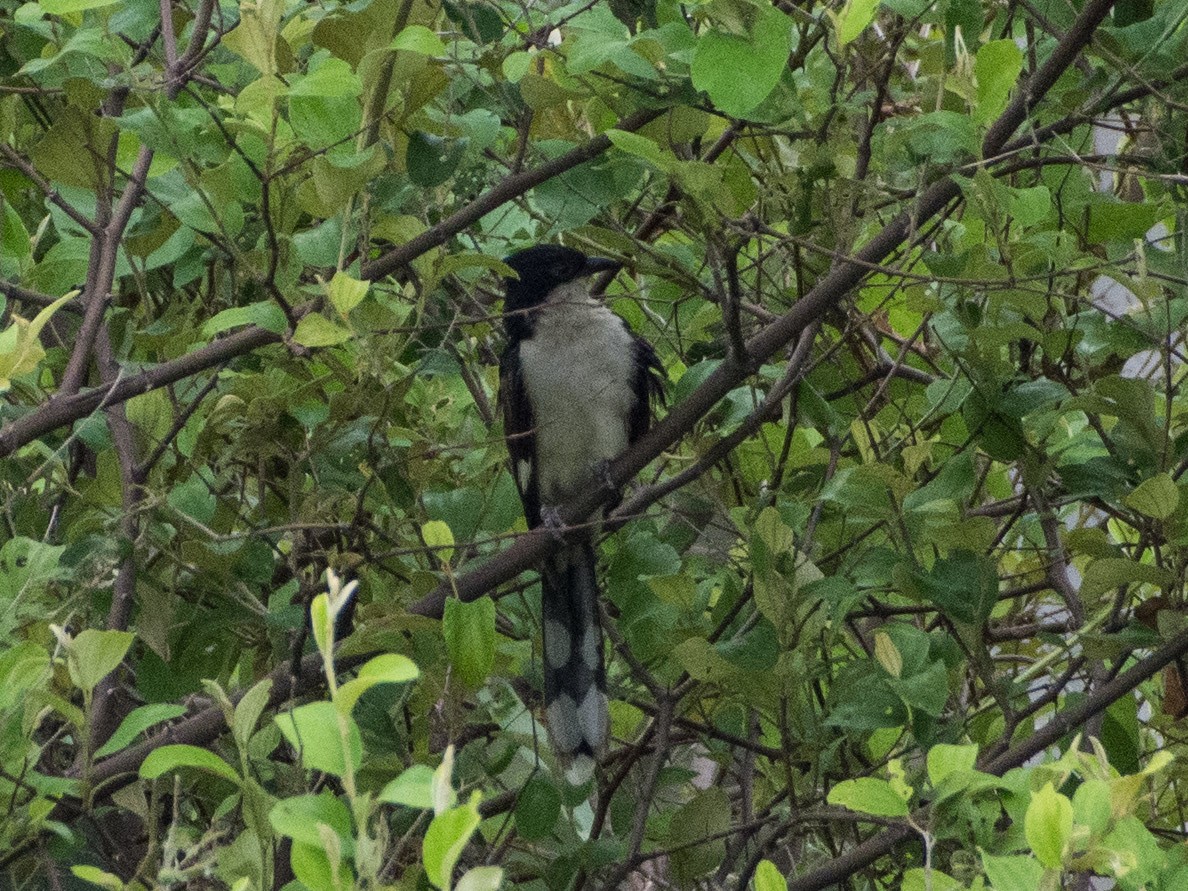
502;245;621;339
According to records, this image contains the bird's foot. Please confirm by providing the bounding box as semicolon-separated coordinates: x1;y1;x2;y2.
592;459;617;494
540;506;567;541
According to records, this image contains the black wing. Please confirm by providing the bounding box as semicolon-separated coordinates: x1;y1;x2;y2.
628;332;665;445
499;342;542;528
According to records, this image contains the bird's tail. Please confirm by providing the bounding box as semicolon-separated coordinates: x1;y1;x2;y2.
540;537;606;784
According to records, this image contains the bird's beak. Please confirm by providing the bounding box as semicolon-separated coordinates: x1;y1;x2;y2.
581;256;621;277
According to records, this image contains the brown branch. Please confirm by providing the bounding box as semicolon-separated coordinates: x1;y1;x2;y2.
0;143;101;237
0;280;83;313
360;108;665;281
0;321;286;458
84;326;147;756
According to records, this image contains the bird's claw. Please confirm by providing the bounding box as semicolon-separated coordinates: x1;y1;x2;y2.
593;459;617;493
540;506;567;541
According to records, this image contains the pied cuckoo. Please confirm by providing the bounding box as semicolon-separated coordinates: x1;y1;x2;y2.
499;244;664;779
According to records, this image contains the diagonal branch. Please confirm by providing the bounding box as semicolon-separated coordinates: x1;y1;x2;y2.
360;107;665;281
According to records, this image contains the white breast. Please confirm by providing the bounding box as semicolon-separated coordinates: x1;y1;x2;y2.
518;286;637;504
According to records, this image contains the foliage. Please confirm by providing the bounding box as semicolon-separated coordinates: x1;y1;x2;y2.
1;0;1188;887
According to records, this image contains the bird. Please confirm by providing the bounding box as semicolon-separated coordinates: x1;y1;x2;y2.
498;244;664;782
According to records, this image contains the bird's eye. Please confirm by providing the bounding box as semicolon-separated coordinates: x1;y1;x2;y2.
552;262;574;279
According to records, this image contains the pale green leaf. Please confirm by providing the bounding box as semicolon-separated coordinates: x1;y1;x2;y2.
753;859;787;891
336;653;419;713
926;743;978;786
835;0;878;46
1125;473;1180;520
974;39;1024;124
691;3;793;118
326;271;369;317
456;866;504;891
379;764;436;809
293;314;353;347
94;703;186;759
826;777;909;817
140;744;240;784
980;851;1046;891
423;793;482;890
69;629;134;693
1025;782;1072;868
275;701;361;778
391;24;446;56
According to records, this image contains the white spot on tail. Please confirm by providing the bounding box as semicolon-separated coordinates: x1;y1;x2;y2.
565;754;596;787
544;620;571;669
547;695;581;753
576;688;608;751
579;628;600;669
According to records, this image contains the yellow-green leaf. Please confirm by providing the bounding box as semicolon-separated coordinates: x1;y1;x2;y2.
293;314;353;347
1125;473;1180;520
1025;782;1072;868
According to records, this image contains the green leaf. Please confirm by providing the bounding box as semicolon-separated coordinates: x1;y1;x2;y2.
269;792;354;849
606;129;673;171
1113;0;1154;26
926;742;978;786
0;291;79;391
290;838;352;891
827;777;910;817
293;314;353;347
336;653;419;713
1080;558;1173;600
974;39;1023;124
1125;473;1180;520
423;793;483;890
0;642;51;711
753;859;787;891
1025;782;1072;868
980;851;1046;891
1072;778;1112;835
140;744;240;784
835;0;878;47
69;629;134;694
232;678;274;755
39;0;119;12
1086;199;1161;244
502;51;531;82
275;701;362;778
900;550;998;626
455;867;504;891
201;303;288;338
514;775;561;840
422;519;455;564
1009;185;1052;228
432;746;459;815
391;24;446;55
901;868;961;891
691;3;793;118
327;271;369;318
310;593;334;657
289;57;362;98
379;764;436;809
668;787;732;884
442;596;496;688
70;866;125;890
94;703;187;758
1;201;32;277
407;131;465;187
873;631;902;678
670;788;731;888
